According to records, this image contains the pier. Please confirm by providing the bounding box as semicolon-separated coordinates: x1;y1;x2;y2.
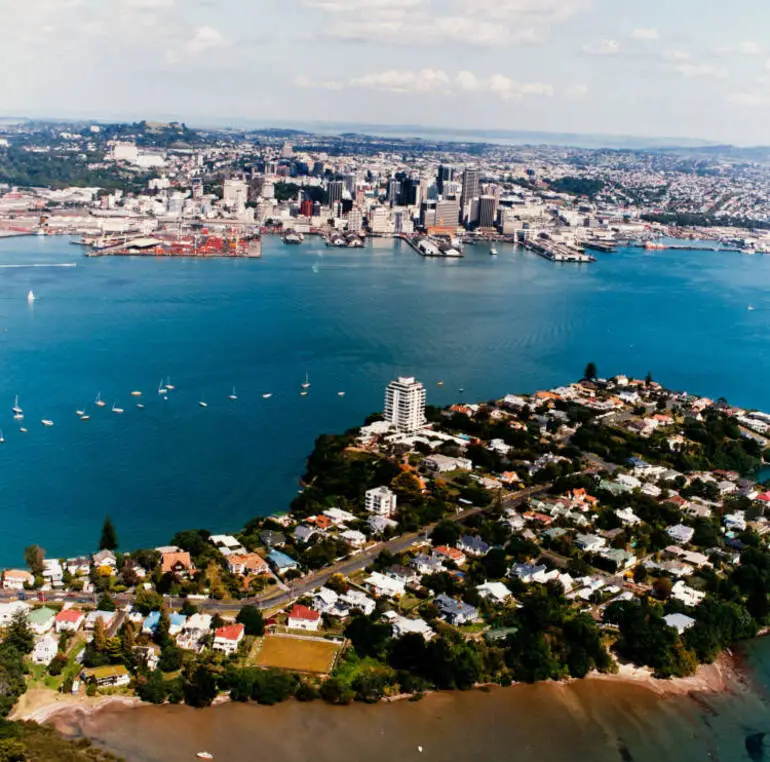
521;239;596;263
400;234;463;258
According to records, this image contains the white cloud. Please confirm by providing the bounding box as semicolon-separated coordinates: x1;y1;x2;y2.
294;75;344;90
567;84;589;98
583;38;620;56
468;0;595;25
488;74;553;100
719;41;764;57
455;71;482;92
663;50;690;61
303;0;422;9
630;27;659;41
726;92;770;106
186;26;228;55
675;63;727;79
350;69;452;94
124;0;175;7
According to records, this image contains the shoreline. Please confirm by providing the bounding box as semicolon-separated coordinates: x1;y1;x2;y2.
26;649;744;729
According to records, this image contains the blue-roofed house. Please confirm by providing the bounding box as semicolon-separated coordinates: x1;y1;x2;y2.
267;549;299;575
142;611;161;634
457;535;490;557
434;594;478;626
169;613;188;636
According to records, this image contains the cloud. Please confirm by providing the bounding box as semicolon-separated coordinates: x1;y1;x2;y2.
566;84;589;98
675;63;727;79
294;75;344;90
726;92;770;107
350;69;452;94
186;26;228;55
630;27;659;41
124;0;175;7
719;41;764;56
663;50;690;61
303;0;422;9
583;38;620;56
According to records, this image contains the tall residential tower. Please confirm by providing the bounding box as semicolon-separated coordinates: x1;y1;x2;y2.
384;377;426;432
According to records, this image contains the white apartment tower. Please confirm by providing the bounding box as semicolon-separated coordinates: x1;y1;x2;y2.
384;377;426;432
365;486;398;517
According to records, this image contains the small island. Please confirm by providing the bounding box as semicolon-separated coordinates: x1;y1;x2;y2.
3;369;770;738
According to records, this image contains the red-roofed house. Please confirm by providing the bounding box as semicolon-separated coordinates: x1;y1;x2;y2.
288;604;321;632
55;608;85;633
161;551;196;578
756;491;770;503
213;623;245;654
433;546;467;567
227;553;269;577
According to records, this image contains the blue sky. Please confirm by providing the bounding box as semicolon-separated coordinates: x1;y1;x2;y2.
2;0;769;143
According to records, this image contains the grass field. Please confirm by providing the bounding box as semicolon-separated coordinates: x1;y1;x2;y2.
254;635;341;674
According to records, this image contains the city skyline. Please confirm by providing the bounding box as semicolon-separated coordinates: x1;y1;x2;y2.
3;0;770;145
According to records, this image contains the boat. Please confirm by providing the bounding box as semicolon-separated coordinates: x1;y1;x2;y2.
198;401;208;408
300;390;309;397
282;231;304;245
165;378;175;391
131;391;142;397
490;247;498;256
262;393;272;400
41;419;54;427
458;387;465;393
80;414;90;421
301;373;311;390
112;402;124;414
12;396;22;415
196;753;214;760
436;381;444;387
0;431;5;444
19;427;27;433
27;290;36;303
228;387;238;401
75;409;85;417
13;414;23;421
95;392;106;408
748;305;756;311
136;403;145;409
337;391;346;397
158;379;167;395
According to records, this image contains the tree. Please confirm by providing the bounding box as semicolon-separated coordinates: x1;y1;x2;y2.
645;372;654;385
134;588;163;616
97;592;116;612
344;616;392;660
99;516;118;551
158;644;183;672
23;545;45;577
584;362;598;381
154;608;171;648
236;605;265;637
652;577;673;600
137;670;167;704
183;664;219;708
92;617;108;653
5;612;33;654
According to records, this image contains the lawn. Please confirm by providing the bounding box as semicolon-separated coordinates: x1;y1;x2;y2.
254;635;341;674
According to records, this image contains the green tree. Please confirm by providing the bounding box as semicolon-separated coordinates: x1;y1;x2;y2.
584;362;598;381
97;592;116;612
99;516;118;551
236;605;265;637
23;545;45;577
154;608;171;648
183;664;219;708
5;612;33;654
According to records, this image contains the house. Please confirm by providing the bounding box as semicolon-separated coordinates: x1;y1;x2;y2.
664;613;696;634
423;454;473;473
599;548;637;571
28;606;56;635
81;665;131;688
64;557;91;577
294;525;317;544
671;580;706;607
411;553;444;575
85;610;116;631
92;550;117;571
667;525;695;544
477;581;512;604
209;535;246;557
160;550;195;578
31;633;59;665
2;569;33;590
386;565;419;587
177;613;213;652
133;645;160;671
339;590;376;616
434;594;478;626
365;571;405;598
213;623;245;654
615;507;641;526
288;604;322;632
365;486;398;517
382;611;433;640
433;546;467;567
42;559;64;585
312;587;339;614
575;534;607;553
267;550;299;575
457;535;490;557
724;512;747;532
227;553;269;577
0;601;30;626
615;474;642;491
55;609;85;633
259;530;286;548
340;529;367;549
142;611;162;635
368;515;398;535
510;563;548;583
323;507;357;526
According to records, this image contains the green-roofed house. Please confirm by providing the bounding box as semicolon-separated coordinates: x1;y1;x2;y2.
28;606;56;635
81;665;131;688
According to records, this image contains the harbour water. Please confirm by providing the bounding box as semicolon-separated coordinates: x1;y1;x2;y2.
1;235;770;564
53;637;770;762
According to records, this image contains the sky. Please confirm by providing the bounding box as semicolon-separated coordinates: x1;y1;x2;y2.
2;0;770;144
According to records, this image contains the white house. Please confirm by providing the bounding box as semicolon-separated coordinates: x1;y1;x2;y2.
213;624;245;654
288;605;322;632
31;634;59;665
2;569;33;590
365;486;398;517
54;609;85;633
664;613;696;634
42;559;64;585
209;534;246;557
382;611;433;640
671;580;706;607
339;590;376;616
365;571;405;598
340;530;367;549
476;581;512;604
667;525;695;544
575;534;607;553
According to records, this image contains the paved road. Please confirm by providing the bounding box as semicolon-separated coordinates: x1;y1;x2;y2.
0;484;551;615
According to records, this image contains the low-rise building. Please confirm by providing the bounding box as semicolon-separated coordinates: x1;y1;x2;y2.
2;569;33;590
213;623;245;654
55;609;85;633
31;633;59;665
227;553;269;577
267;550;299;575
365;571;405;598
288;604;322;632
477;581;512;604
81;665;131;688
434;594;478;626
28;606;56;635
365;486;398;517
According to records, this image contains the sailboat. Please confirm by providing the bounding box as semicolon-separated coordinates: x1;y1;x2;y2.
19;427;27;433
337;391;346;397
11;396;22;415
95;392;106;408
41;419;54;427
198;401;208;408
301;373;311;390
228;387;238;401
75;408;85;417
27;290;36;303
165;377;175;391
489;247;498;256
158;379;167;395
112;402;124;414
748;304;756;311
131;390;142;397
0;431;5;444
262;393;272;399
300;389;309;397
80;410;90;421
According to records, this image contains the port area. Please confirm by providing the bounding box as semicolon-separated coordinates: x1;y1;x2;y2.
400;234;464;258
520;238;596;263
80;229;261;258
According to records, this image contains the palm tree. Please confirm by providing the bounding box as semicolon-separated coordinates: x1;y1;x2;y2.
583;362;598;381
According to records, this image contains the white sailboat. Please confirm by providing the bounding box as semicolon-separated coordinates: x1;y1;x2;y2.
75;408;85;417
95;392;106;408
337;391;346;397
27;290;36;303
300;389;309;397
112;402;124;414
131;390;142;397
228;387;238;401
0;430;5;444
41;419;54;427
11;396;22;415
19;427;27;433
158;379;167;395
198;401;208;408
262;393;272;399
136;403;145;409
490;247;498;256
80;411;90;421
301;372;311;390
165;377;175;391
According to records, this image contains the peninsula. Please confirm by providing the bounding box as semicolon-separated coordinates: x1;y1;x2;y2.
2;370;770;727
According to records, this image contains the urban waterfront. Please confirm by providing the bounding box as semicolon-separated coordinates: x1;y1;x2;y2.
1;234;770;566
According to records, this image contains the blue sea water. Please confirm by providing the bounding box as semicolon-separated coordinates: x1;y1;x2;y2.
0;235;769;565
